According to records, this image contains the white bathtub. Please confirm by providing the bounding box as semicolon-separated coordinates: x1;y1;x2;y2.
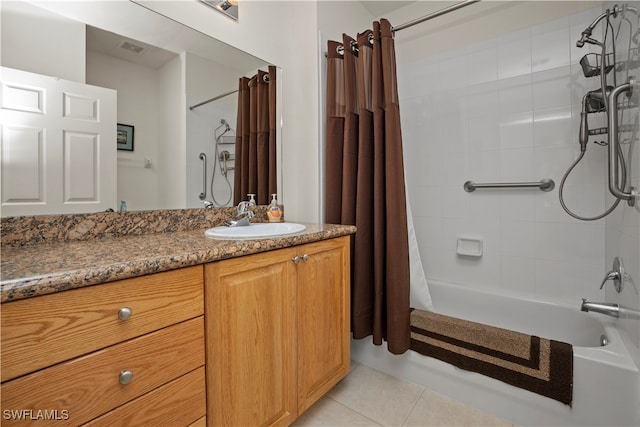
351;280;640;426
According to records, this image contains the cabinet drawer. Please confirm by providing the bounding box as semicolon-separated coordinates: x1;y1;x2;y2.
82;366;206;427
2;266;203;382
1;317;204;427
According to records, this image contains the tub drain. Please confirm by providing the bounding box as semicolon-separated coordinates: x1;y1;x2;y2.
600;334;608;346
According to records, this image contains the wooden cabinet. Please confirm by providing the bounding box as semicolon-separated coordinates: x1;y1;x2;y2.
1;266;206;427
295;237;351;414
205;236;350;426
1;235;351;427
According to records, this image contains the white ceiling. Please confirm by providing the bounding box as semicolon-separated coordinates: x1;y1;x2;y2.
86;1;421;70
86;26;177;70
359;1;416;18
36;0;268;74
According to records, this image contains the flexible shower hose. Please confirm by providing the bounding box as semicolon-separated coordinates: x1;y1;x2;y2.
558;143;626;221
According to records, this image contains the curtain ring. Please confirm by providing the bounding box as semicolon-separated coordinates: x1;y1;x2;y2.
350;40;359;53
368;33;374;45
263;74;270;83
336;44;344;56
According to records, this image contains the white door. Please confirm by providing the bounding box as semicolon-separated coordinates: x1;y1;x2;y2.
0;67;117;216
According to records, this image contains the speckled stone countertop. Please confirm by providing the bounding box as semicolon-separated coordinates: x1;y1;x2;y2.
1;209;356;303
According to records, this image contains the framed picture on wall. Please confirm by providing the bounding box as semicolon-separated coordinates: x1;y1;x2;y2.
117;124;134;151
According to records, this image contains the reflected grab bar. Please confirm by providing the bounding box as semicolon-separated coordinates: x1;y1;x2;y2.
464;179;555;192
199;153;207;200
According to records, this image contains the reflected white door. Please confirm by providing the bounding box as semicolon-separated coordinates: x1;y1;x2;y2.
0;67;117;216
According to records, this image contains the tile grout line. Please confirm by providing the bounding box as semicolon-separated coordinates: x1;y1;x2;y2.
325;395;385;426
400;388;426;426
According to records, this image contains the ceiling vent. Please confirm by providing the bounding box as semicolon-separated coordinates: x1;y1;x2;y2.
120;41;145;54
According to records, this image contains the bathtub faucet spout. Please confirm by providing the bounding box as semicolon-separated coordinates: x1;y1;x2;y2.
581;299;620;318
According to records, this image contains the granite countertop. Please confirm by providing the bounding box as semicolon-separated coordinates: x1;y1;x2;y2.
1;223;356;303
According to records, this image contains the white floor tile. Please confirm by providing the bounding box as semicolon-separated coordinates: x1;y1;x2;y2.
327;364;424;426
295;364;516;427
292;397;381;426
403;388;512;427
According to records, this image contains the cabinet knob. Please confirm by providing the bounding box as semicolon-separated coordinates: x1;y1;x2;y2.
118;307;132;320
302;254;309;261
119;370;134;385
292;256;301;264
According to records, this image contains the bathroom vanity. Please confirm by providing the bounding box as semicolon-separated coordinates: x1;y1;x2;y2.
0;211;354;426
206;237;350;426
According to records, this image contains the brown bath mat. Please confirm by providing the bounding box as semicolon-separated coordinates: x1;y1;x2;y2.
410;309;573;406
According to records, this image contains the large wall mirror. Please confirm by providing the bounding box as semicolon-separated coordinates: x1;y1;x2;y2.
0;0;281;216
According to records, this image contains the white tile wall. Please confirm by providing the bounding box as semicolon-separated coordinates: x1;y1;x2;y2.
399;5;618;305
602;0;640;370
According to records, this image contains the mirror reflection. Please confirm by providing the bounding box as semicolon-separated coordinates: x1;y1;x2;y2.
0;0;278;216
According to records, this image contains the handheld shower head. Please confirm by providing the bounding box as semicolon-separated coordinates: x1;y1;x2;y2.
578;86;613;151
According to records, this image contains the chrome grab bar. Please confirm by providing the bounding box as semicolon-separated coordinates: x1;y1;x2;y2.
464;179;555;193
607;79;637;206
199;153;207;200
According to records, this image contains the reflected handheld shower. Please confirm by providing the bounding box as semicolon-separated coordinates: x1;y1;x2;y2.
207;118;234;207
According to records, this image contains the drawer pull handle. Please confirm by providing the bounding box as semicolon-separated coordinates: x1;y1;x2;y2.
292;256;301;264
302;254;309;261
119;370;134;385
118;307;132;320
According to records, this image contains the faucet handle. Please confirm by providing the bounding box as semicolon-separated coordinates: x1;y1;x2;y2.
600;257;624;292
600;271;620;289
237;201;249;214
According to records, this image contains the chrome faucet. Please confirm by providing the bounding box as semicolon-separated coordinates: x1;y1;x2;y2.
581;299;620;318
225;201;254;227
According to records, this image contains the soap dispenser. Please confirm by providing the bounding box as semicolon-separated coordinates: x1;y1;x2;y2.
267;193;282;223
247;194;256;207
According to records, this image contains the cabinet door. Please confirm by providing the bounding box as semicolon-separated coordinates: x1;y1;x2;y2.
297;236;350;414
205;248;297;427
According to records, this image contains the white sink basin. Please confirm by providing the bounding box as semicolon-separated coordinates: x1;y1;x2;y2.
205;222;306;239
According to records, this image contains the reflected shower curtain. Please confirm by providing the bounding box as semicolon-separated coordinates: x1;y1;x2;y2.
234;65;277;205
326;19;410;354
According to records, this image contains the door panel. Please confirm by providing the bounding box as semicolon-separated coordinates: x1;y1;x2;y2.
297;237;351;414
205;249;297;427
0;67;117;215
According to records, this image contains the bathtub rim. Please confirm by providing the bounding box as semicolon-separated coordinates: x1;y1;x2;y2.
423;278;639;372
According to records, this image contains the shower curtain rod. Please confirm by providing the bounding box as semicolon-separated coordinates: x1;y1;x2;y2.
189;89;238;110
323;0;481;58
392;0;481;34
189;73;270;110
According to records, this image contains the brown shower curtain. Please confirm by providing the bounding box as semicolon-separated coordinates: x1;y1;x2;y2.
234;65;277;205
326;19;410;354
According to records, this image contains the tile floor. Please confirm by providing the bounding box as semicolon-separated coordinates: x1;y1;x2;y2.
293;362;515;427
